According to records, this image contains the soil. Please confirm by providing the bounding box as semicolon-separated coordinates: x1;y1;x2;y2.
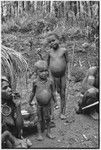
21;80;99;149
2;32;99;149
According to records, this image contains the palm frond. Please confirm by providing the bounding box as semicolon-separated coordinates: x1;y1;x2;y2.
1;45;28;91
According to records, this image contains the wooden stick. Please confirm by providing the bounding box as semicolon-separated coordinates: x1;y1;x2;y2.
82;101;99;110
71;40;76;70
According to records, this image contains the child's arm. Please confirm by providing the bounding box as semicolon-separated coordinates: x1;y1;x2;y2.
64;48;68;64
50;79;57;103
64;49;71;80
29;80;36;105
47;53;52;77
37;48;44;60
47;53;50;67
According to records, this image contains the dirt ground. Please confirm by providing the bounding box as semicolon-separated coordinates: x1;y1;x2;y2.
21;80;99;149
2;32;99;149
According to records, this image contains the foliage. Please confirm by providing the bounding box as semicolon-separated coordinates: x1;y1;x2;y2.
1;1;99;43
1;18;19;33
1;1;99;85
44;13;58;32
1;45;28;91
71;66;86;82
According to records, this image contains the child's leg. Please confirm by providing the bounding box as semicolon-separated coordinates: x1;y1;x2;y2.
41;108;45;132
45;104;55;139
51;77;59;119
50;99;54;120
46;118;55;139
36;105;43;141
50;76;56;120
37;122;43;140
60;75;66;119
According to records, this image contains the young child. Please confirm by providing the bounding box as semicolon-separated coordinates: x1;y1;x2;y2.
47;33;70;120
29;60;56;141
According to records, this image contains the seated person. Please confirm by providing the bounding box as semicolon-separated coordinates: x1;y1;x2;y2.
81;66;99;94
1;76;23;138
1;76;32;148
76;66;99;114
2;130;32;148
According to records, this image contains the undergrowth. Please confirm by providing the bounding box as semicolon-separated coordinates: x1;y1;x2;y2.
1;10;99;83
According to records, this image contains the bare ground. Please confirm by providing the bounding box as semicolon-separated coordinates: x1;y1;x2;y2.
21;80;99;149
2;32;99;149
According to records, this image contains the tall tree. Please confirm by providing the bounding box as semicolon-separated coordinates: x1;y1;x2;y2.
18;1;23;15
30;1;35;13
25;1;31;11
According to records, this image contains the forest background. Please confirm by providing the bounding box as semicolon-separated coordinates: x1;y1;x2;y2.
1;1;99;148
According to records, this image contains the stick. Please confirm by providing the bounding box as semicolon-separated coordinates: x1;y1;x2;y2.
71;40;76;70
82;101;99;110
37;48;44;60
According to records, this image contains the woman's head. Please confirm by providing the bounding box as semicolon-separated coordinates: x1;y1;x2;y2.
1;76;12;101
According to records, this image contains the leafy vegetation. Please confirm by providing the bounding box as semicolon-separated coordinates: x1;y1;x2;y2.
1;1;99;91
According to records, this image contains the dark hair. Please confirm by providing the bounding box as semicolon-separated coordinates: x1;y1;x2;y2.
47;33;60;43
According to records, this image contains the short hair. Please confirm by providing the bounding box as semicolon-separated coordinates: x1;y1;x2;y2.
1;76;9;82
34;60;48;71
47;33;60;43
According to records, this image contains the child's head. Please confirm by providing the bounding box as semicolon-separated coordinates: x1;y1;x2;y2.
47;33;59;50
34;60;49;80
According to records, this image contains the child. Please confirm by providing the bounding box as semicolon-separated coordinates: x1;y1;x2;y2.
29;60;56;141
47;33;70;119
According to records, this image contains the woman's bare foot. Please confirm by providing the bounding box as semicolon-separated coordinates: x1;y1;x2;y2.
46;133;55;139
36;135;44;141
60;114;66;120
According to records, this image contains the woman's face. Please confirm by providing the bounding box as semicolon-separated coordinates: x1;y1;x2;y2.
2;80;12;100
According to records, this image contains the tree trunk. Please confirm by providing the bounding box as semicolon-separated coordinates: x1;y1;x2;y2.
60;2;64;18
54;1;59;18
48;1;51;13
25;1;31;12
13;1;18;17
18;1;23;15
11;2;15;17
34;1;37;11
50;0;53;12
73;1;77;16
46;1;50;13
86;1;91;19
79;1;84;14
22;1;25;11
65;1;70;21
30;1;35;13
44;1;47;13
